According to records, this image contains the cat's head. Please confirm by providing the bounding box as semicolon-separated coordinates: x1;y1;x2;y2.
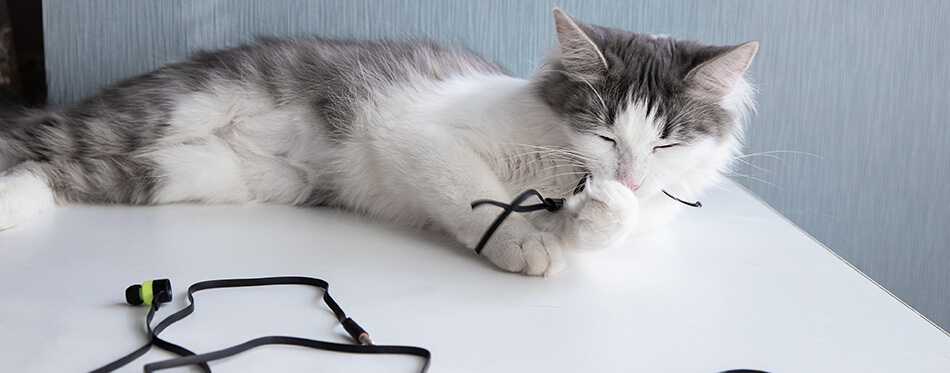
532;9;757;201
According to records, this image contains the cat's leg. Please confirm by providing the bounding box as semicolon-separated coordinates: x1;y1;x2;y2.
417;162;566;276
145;139;253;205
547;179;639;251
0;157;158;230
472;210;566;276
348;141;565;276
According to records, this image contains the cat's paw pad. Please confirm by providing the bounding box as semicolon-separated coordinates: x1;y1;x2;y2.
482;231;565;277
567;180;639;249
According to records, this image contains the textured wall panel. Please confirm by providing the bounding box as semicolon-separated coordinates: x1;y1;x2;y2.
42;1;950;329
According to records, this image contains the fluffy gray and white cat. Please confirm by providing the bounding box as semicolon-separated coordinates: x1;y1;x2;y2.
0;9;756;276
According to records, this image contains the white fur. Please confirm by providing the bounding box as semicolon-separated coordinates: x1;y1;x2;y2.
0;162;55;230
562;179;639;249
0;54;753;277
141;73;578;275
330;74;574;275
151;84;331;205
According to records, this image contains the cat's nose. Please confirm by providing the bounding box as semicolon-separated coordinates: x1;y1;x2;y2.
625;182;640;191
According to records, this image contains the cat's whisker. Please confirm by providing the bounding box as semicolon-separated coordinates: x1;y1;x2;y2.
538;169;589;178
582;80;608;114
503;142;590;157
501;148;585;160
503;157;585;182
543;69;610;119
500;148;586;182
534;163;586;175
668;100;705;118
501;154;565;181
733;153;787;166
670;118;713;126
740;150;823;160
524;148;594;162
734;158;773;174
500;146;594;164
728;173;784;191
734;150;822;170
535;171;590;185
730;169;772;178
667;105;709;126
499;151;585;171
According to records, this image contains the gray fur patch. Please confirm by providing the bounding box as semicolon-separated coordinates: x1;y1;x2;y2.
0;36;508;204
180;37;508;139
40;157;157;204
531;17;739;143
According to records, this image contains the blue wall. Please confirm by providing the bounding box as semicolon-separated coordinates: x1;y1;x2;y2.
43;1;950;329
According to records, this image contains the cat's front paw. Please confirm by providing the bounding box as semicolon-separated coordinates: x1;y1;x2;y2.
565;180;639;250
480;227;566;277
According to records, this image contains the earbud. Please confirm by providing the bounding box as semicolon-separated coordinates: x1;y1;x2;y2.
125;279;172;306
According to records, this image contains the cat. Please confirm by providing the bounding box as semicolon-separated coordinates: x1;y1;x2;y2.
0;8;756;276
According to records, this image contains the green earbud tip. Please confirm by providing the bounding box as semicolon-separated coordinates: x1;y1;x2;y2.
141;280;154;306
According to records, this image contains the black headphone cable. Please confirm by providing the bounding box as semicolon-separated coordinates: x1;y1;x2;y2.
91;276;430;373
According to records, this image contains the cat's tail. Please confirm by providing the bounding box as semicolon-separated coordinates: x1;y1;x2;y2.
0;106;61;230
0;105;158;230
1;104;158;201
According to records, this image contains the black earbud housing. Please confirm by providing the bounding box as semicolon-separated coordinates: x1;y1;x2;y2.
125;279;172;306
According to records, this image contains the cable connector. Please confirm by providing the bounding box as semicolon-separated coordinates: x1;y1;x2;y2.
358;333;374;346
342;317;374;345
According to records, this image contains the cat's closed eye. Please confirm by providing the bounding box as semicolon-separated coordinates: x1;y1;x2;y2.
652;143;680;153
598;135;617;146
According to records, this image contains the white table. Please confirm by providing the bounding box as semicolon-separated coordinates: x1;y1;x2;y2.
1;181;948;372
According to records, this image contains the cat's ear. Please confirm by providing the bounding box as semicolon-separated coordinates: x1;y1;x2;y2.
686;41;758;96
553;8;609;78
